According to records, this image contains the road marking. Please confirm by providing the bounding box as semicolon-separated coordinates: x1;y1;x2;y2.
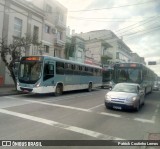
46;91;105;102
26;100;90;112
0;108;124;140
26;100;124;119
134;118;154;123
3;91;105;103
99;112;122;118
88;104;104;111
26;100;156;123
3;96;18;99
151;103;160;122
3;97;156;124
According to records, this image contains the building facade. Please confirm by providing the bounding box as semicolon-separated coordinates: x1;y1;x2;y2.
85;39;112;66
0;0;44;85
67;36;85;63
32;0;67;58
131;53;146;65
77;30;132;64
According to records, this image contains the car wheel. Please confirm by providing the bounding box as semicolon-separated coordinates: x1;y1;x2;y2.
105;103;110;109
135;101;140;111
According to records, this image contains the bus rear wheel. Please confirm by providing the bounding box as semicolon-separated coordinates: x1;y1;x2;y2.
88;83;92;92
55;85;63;96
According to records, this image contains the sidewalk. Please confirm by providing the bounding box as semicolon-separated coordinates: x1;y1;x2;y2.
0;85;20;96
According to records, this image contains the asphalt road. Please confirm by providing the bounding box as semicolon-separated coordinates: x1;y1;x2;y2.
0;88;160;149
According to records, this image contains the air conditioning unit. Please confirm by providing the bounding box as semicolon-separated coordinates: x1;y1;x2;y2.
52;28;57;34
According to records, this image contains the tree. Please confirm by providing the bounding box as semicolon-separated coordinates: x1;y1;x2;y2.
0;34;42;87
64;42;74;59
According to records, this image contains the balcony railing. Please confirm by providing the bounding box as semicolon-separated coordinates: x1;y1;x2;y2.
54;37;65;47
104;50;113;59
55;18;66;29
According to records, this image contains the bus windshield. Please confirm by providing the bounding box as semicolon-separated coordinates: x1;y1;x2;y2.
18;61;42;84
116;68;141;83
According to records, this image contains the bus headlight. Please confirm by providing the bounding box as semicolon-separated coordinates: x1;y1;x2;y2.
35;82;40;87
109;81;113;85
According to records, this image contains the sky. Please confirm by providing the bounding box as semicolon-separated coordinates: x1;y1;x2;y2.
55;0;160;76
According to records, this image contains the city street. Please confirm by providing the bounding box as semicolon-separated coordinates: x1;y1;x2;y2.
0;88;159;149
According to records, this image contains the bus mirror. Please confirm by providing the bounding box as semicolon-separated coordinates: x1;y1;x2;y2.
139;90;144;95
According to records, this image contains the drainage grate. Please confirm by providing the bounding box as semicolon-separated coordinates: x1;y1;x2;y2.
148;133;160;140
145;133;160;149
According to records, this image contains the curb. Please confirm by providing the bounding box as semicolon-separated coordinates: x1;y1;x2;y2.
0;91;24;97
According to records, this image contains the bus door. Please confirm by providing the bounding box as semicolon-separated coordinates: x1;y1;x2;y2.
43;61;55;87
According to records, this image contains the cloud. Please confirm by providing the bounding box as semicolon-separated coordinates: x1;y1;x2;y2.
56;0;160;75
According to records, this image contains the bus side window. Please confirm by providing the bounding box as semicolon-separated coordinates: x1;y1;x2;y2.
142;69;147;80
74;65;79;75
65;63;73;75
56;62;64;75
43;63;54;80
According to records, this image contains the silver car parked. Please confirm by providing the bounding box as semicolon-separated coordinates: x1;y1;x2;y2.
105;83;145;111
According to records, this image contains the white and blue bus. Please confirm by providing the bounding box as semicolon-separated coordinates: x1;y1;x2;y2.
17;56;102;95
114;62;156;95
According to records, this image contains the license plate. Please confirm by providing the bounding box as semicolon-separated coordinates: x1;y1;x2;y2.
113;106;122;110
23;90;29;93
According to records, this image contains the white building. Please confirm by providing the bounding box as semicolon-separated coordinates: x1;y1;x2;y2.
31;0;67;58
77;30;132;64
85;39;112;66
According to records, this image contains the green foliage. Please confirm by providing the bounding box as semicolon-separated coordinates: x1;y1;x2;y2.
65;42;74;59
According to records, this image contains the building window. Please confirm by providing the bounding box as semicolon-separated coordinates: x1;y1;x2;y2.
55;49;61;57
57;31;63;40
45;25;50;33
59;12;64;22
14;17;22;37
46;4;52;13
33;26;39;43
44;45;49;53
77;51;82;58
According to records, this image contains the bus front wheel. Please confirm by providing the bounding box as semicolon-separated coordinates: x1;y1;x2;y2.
55;85;63;96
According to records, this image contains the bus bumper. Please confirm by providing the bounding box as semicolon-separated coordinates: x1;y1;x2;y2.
17;86;56;94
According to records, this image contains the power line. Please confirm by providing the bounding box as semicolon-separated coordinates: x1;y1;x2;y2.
124;26;160;41
68;16;156;20
69;17;146;22
116;16;159;33
117;17;160;36
121;25;160;37
68;0;157;12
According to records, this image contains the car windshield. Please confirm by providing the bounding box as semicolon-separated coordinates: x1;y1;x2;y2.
112;84;137;93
